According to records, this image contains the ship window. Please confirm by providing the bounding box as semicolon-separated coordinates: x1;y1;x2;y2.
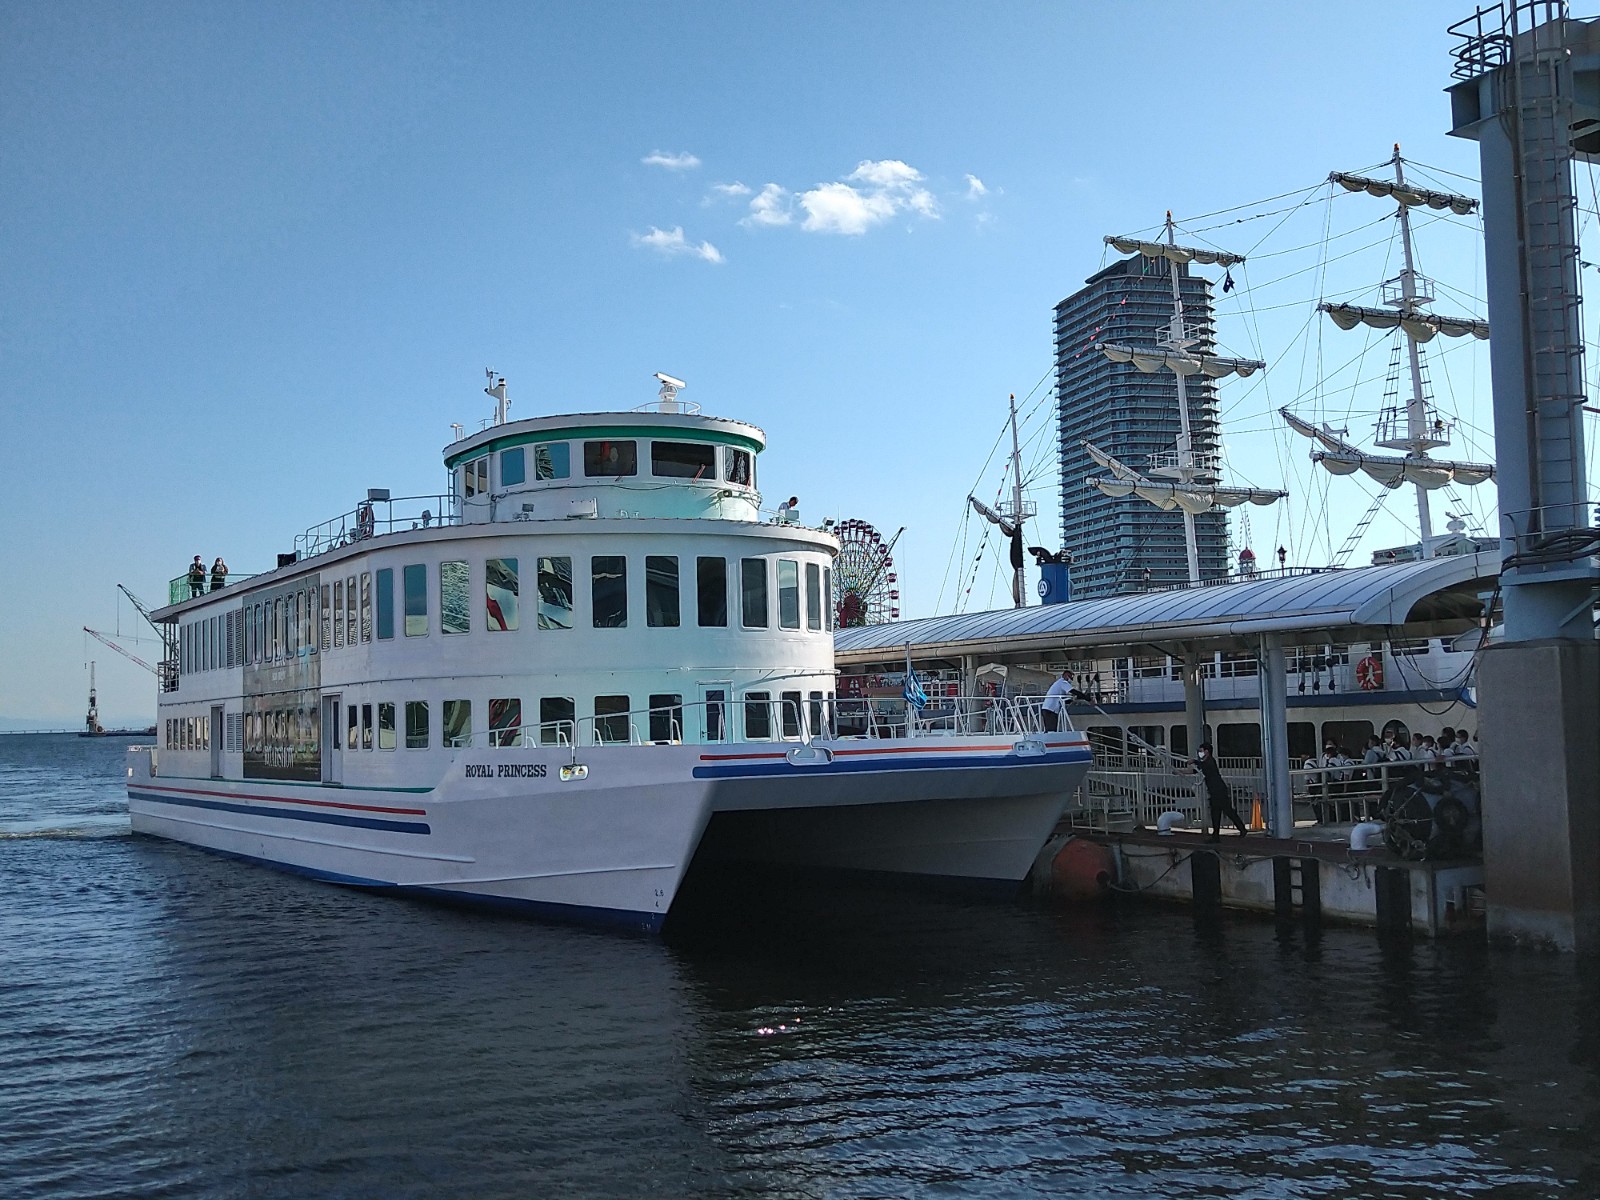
464;455;489;498
274;598;284;659
405;700;428;748
500;446;526;488
648;694;683;742
345;575;358;645
744;692;772;740
403;564;428;636
780;691;802;739
487;558;519;631
704;688;727;742
536;443;570;480
334;581;345;647
591;556;627;628
537;556;573;629
361;574;372;643
725;448;752;486
376;569;394;640
651;441;715;479
441;561;469;634
778;560;800;630
539;697;574;746
443;699;472;748
378;702;396;750
346;704;359;751
584;440;637;477
1216;724;1261;759
319;587;331;651
361;703;373;751
823;568;833;631
696;557;727;627
805;563;822;631
489;698;521;748
595;695;630;744
808;692;824;738
646;556;679;627
740;558;768;628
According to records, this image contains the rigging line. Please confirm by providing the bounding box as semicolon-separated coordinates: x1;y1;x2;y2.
1400;157;1482;185
1183;196;1323;236
1209;230;1401;299
1238;211;1396;262
1174;182;1324;225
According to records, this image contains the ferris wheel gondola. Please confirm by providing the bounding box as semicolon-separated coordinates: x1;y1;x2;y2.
833;519;902;627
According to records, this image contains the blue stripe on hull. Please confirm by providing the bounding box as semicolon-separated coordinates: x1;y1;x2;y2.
130;788;431;835
692;748;1092;780
128;832;665;934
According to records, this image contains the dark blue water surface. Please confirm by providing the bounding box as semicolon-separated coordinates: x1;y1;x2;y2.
2;734;1597;1199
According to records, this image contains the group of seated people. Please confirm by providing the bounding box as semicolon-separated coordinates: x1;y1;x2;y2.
1302;725;1478;822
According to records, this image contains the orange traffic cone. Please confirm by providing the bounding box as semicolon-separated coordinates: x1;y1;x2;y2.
1249;794;1266;832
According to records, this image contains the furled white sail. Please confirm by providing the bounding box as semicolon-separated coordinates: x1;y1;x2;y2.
1320;302;1489;343
1279;407;1497;489
1328;172;1478;216
1100;342;1265;379
1085;477;1285;513
1104;236;1244;268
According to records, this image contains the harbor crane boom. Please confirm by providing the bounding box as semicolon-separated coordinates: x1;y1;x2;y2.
83;627;158;675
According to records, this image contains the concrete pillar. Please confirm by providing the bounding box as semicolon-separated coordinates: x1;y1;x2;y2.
1181;645;1206;760
1478;639;1600;952
1259;634;1294;836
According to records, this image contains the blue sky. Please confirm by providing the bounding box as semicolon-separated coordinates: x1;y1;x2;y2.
2;2;1586;724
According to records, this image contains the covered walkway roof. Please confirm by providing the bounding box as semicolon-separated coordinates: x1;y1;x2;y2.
835;551;1498;664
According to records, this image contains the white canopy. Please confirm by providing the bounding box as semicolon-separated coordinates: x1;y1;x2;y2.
1320;302;1489;343
1105;235;1244;268
1100;342;1265;379
1328;172;1478;216
1279;407;1496;488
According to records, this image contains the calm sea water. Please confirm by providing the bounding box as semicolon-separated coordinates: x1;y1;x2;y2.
2;734;1596;1199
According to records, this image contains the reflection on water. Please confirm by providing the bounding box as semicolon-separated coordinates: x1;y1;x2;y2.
1;734;1596;1199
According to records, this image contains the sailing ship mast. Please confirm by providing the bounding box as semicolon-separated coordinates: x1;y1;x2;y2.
1282;146;1494;558
967;391;1037;608
1087;213;1285;586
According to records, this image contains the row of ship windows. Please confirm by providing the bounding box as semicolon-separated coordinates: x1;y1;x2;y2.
177;554;835;676
460;439;754;498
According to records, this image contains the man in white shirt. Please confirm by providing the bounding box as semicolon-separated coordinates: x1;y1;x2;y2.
1041;670;1077;732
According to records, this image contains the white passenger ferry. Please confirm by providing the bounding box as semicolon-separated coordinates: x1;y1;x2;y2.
127;376;1091;931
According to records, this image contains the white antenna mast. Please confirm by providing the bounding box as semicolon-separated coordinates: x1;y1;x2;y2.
484;369;509;425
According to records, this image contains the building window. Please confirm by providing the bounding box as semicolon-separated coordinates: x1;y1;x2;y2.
405;700;428;748
537;556;573;629
648;694;683;742
464;455;489;497
377;702;396;750
501;446;526;487
645;556;679;627
696;557;727;627
443;699;472;748
805;563;822;631
583;440;637;477
403;565;428;636
487;557;519;631
489;698;521;747
595;695;630;744
536;443;570;480
651;441;716;479
744;692;772;740
778;560;800;630
375;569;394;640
441;561;469;634
725;447;752;486
539;697;574;746
592;556;627;628
741;558;768;628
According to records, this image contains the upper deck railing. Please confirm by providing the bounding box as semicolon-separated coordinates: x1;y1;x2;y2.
167;572;266;606
295;494;458;561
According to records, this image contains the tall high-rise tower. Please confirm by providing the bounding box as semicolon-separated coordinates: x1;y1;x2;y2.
1055;255;1229;597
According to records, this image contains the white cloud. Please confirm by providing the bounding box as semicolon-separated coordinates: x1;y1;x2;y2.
710;181;752;197
642;150;701;171
742;183;794;227
964;174;988;198
631;225;724;263
795;159;939;235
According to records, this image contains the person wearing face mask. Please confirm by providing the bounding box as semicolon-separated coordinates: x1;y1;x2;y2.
1193;741;1249;842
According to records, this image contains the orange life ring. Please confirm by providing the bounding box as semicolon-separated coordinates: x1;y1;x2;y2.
1356;656;1383;691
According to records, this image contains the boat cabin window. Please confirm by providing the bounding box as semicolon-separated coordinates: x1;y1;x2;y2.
823;568;833;631
441;561;470;634
704;688;727;742
317;588;329;650
646;556;679;627
584;440;637;477
537;556;573;629
740;559;768;628
651;440;716;479
1216;724;1260;759
744;692;772;740
697;557;727;627
378;703;397;750
489;698;521;747
1320;720;1374;754
360;573;372;643
725;448;752;487
500;447;526;488
376;569;394;639
1288;722;1316;760
595;695;630;744
591;556;627;627
405;701;429;749
777;560;800;630
346;574;358;645
536;443;570;480
487;558;518;631
648;694;683;742
463;455;489;498
780;691;802;739
539;697;575;746
361;704;373;750
805;564;822;631
443;699;472;748
808;692;824;738
403;565;428;636
334;581;345;647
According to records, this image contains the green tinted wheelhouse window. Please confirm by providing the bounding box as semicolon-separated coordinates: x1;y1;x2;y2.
536;443;570;480
584;440;637;477
500;446;526;487
375;569;394;639
651;441;716;479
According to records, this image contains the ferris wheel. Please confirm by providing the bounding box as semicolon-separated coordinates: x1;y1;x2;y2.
833;519;902;627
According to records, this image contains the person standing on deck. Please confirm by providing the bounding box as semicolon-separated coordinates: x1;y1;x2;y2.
209;557;228;591
187;556;206;598
1041;670;1076;733
1195;742;1249;842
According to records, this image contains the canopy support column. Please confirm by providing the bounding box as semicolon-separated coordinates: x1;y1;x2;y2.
1259;634;1293;836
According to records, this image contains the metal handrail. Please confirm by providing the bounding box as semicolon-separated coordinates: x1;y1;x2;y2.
295;494;459;561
